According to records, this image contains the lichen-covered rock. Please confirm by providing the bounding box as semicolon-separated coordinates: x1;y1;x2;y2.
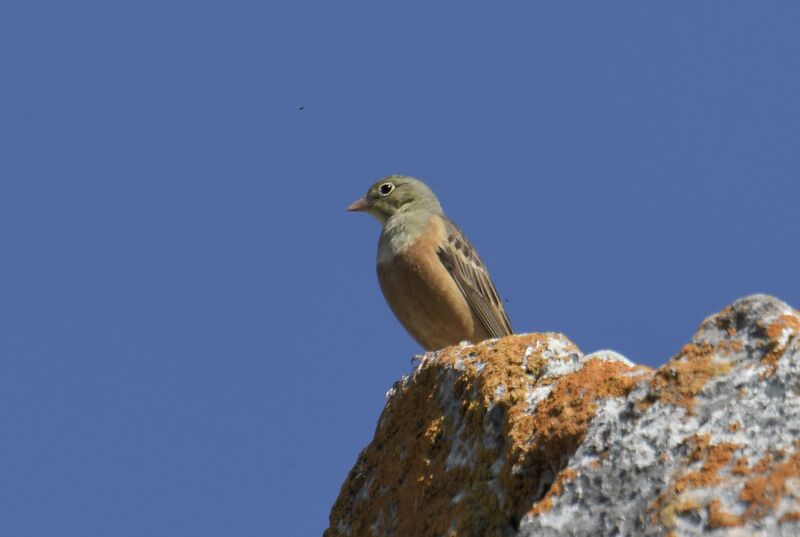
326;295;800;536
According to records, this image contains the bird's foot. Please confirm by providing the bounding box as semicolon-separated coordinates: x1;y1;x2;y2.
411;350;437;368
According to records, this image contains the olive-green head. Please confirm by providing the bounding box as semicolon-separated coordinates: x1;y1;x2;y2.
346;175;444;224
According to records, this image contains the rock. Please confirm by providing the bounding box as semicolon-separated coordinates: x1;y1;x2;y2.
326;295;800;536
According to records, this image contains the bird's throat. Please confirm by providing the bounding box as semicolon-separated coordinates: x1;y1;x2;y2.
377;211;432;265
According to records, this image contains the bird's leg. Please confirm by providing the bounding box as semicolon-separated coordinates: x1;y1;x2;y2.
411;350;437;368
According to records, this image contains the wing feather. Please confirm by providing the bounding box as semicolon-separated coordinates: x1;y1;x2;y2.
436;218;513;338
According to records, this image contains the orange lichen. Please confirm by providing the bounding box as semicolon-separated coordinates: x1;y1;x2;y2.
690;447;800;529
780;511;800;523
673;436;738;492
764;314;800;340
717;339;744;356
651;435;742;529
325;339;502;537
731;457;750;476
502;357;649;518
653;441;800;532
688;433;712;461
644;343;732;412
655;496;703;529
752;452;774;473
707;499;740;528
738;447;800;521
714;305;736;336
326;334;580;537
761;314;800;377
326;333;649;536
528;468;578;516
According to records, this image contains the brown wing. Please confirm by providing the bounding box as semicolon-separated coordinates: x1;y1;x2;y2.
436;218;513;338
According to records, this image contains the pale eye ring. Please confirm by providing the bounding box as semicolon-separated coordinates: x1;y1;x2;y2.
378;183;394;196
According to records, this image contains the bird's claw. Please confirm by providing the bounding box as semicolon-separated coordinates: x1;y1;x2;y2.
411;350;437;367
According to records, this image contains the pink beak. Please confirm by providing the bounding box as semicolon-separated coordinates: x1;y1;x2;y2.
346;196;370;212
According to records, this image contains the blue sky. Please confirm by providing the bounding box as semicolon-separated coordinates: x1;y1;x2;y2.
1;2;798;536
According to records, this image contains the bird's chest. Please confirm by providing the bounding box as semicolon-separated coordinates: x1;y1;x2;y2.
377;245;445;307
376;235;474;347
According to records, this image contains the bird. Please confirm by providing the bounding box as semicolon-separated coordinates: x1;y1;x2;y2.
347;175;513;350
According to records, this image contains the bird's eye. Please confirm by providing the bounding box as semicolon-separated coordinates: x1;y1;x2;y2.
378;183;394;196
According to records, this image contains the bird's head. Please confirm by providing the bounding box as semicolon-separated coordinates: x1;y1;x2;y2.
346;175;443;224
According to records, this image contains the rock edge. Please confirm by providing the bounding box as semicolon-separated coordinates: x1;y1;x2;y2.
326;295;800;537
